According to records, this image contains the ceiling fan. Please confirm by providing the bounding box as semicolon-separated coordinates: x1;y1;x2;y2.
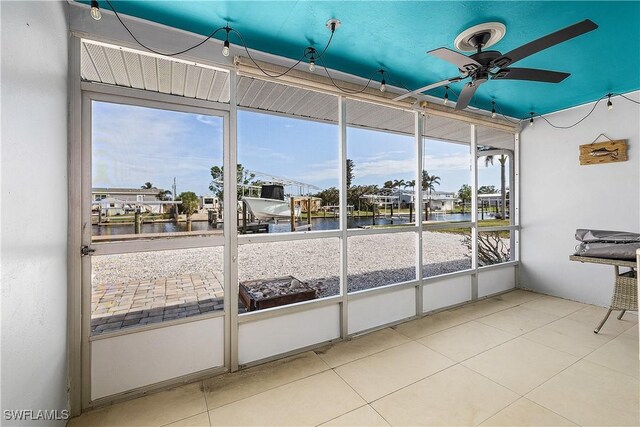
393;19;598;110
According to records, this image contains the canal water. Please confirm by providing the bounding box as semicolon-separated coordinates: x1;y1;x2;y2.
92;212;486;236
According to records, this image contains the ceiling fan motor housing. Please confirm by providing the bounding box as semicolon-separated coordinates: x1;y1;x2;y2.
467;31;492;49
459;50;501;76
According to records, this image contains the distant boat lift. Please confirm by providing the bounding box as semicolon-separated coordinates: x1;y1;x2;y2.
246;170;321;196
359;194;402;225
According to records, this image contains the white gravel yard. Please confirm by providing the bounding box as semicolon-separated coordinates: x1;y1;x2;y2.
92;231;472;301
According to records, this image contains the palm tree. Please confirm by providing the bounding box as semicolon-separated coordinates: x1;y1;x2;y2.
346;159;355;188
156;189;172;201
392;179;406;189
405;179;416;191
421;170;440;219
484;155;507;219
141;182;154;189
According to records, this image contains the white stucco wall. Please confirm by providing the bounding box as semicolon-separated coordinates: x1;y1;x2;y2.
519;91;640;306
1;1;69;424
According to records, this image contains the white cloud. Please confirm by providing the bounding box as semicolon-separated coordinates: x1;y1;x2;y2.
196;115;222;127
241;145;293;161
355;158;416;179
423;154;471;171
297;159;340;183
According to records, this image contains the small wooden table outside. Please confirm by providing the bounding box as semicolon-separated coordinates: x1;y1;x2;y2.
569;255;638;333
239;276;316;311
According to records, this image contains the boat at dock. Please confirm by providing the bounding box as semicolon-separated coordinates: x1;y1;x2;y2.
242;184;301;221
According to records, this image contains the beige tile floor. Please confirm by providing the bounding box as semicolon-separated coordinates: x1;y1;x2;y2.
69;290;639;427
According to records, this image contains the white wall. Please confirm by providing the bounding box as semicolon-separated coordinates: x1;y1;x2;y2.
92;317;225;400
520;91;640;306
1;1;69;424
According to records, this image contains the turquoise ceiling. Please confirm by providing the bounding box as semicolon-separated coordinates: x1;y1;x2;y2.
87;1;640;118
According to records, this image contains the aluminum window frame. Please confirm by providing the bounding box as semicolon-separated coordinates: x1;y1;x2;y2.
79;81;233;409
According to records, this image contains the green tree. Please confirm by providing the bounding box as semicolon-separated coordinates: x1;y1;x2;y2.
314;187;339;207
405;180;416;190
177;191;199;220
421;171;440;193
209;164;256;202
347;184;380;212
457;184;471;214
156;189;172;201
346;159;355;188
392;179;406;189
478;185;497;194
141;182;154;189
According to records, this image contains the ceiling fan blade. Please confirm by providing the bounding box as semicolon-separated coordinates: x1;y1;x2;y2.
392;76;464;101
455;82;478;110
491;19;598;68
492;67;570;83
428;47;481;72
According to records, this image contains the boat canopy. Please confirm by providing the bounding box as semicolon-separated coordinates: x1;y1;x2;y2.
260;184;285;201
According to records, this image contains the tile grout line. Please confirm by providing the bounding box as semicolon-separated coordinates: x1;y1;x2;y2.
312;403;368;426
316;331;412;369
394;292;549;341
204;360;339;414
203;353;331;411
413;321;518;364
363;360;458;406
159;410;209;427
368;404;393;427
473;396;579;427
206;408;213;427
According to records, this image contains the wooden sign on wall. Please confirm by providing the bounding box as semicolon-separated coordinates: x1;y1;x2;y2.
579;139;628;165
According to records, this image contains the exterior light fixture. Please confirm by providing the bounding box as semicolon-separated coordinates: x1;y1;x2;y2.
491;101;497;118
607;93;613;111
306;47;317;72
443;86;449;105
529;112;535;127
90;0;101;20
379;70;386;92
222;26;231;57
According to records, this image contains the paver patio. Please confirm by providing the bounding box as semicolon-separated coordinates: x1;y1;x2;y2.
91;272;225;334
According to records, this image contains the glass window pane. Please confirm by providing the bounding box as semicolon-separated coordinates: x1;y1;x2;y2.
237;238;340;313
423;116;472;224
91;247;224;335
348;232;417;292
236;78;339;234
478;230;512;266
346;99;416;229
91;101;224;241
423;227;472;277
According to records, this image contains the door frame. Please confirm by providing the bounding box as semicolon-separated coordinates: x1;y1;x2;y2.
77;82;233;410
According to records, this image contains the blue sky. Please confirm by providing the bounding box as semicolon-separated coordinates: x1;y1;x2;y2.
93;101;503;196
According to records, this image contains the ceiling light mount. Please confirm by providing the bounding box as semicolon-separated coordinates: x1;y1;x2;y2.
326;18;341;32
454;22;506;52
